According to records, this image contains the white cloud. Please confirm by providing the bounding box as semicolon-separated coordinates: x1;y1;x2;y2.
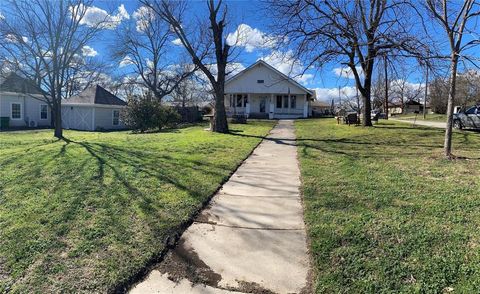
259;50;314;85
313;86;358;102
81;45;98;57
172;38;182;46
119;56;134;67
333;66;364;80
132;6;155;32
226;62;246;77
0;11;4;20
5;34;28;43
226;24;277;52
71;4;129;29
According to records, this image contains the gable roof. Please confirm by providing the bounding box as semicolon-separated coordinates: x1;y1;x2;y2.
311;100;330;107
0;72;45;95
63;85;127;106
225;60;313;95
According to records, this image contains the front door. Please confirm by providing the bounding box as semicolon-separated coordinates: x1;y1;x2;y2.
259;97;267;113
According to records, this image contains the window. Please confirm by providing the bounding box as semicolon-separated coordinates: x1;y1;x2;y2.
236;94;243;107
283;96;289;108
11;103;22;119
244;94;248;105
465;107;477;115
290;95;296;109
276;95;282;108
40;104;48;120
112;110;120;126
257;79;264;84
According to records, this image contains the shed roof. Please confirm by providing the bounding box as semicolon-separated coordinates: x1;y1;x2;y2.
63;85;126;106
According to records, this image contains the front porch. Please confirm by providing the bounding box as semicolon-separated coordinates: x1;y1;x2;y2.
225;93;309;119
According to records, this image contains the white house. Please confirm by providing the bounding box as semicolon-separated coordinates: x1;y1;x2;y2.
0;73;126;131
224;60;314;119
0;73;52;129
62;85;127;131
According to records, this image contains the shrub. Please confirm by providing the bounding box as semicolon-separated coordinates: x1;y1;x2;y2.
154;105;181;130
122;94;181;132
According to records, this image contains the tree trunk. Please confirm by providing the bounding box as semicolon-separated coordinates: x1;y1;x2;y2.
444;54;459;158
212;84;228;133
384;55;389;120
362;71;373;126
423;66;429;119
53;101;63;139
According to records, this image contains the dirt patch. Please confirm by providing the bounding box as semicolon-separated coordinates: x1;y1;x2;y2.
194;210;218;225
230;280;276;294
158;239;222;287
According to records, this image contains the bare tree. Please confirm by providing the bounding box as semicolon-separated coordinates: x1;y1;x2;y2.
0;0;106;138
425;0;480;158
170;75;213;108
112;5;196;102
141;0;232;133
267;0;422;126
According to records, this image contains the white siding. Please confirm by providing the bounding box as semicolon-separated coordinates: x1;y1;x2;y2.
225;63;307;95
94;107;125;130
0;93;51;127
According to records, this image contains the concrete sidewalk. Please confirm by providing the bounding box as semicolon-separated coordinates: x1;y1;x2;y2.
390;118;446;129
130;120;310;294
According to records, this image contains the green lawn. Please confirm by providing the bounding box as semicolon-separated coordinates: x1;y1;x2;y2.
296;119;480;293
394;113;447;121
0;121;274;293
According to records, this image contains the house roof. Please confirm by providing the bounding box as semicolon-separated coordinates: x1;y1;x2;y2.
405;100;422;106
311;100;330;107
0;72;45;95
63;85;127;106
225;60;313;96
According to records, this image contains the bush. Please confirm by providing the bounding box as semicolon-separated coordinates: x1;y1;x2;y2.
155;106;181;130
122;94;181;132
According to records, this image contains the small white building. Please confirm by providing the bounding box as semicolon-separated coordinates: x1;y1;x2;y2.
62;85;127;131
0;73;52;129
224;60;313;119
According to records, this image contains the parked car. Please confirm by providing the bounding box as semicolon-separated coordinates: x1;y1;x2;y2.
453;105;480;130
371;110;387;119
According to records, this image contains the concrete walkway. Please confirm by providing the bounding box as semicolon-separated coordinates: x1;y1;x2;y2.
390;118;446;129
130;120;310;294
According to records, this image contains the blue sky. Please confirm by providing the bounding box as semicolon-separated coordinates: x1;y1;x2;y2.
2;0;479;102
76;0;374;101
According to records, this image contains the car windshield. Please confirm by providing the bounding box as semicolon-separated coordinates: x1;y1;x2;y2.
465;107;479;115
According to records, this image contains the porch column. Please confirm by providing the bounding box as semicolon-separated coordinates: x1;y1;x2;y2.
245;94;250;118
269;94;274;119
303;95;308;118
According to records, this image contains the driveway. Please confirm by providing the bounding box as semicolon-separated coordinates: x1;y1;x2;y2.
130;120;310;294
389;118;447;129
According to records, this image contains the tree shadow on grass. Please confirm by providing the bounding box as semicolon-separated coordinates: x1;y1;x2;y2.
60;137;227;205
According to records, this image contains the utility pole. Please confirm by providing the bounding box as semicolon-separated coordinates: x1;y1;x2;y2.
338;86;341;107
423;64;429;119
384;54;389;120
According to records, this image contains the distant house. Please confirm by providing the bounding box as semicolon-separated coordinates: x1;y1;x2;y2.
224;60;314;119
388;100;426;116
404;100;423;113
62;85;127;131
0;73;52;129
310;100;333;116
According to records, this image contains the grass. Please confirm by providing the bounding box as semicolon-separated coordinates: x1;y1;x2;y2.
394;113;447;122
295;119;480;293
0;121;275;293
